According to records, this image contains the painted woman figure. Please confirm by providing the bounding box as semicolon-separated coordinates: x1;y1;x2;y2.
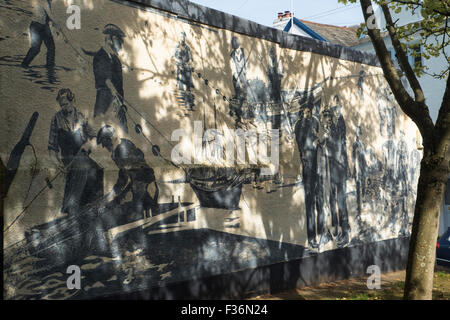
48;89;103;215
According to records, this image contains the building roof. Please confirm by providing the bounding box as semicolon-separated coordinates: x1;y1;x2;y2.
298;20;361;47
282;17;329;42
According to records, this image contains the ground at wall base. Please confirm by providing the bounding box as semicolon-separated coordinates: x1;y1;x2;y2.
249;266;450;300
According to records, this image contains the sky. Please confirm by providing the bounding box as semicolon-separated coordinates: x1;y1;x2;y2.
188;0;366;28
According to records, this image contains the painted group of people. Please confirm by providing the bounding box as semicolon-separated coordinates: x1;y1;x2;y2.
20;2;158;218
377;88;416;236
20;1;417;240
229;37;284;129
295;94;351;249
23;1;129;131
48;88;159;219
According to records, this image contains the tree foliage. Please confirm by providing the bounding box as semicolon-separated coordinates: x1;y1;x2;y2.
340;0;450;78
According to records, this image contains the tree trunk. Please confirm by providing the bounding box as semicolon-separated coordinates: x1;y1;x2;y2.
404;145;448;299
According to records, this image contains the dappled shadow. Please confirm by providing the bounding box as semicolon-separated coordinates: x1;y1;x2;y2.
2;0;421;300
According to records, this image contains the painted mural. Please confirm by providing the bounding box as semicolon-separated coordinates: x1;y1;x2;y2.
2;0;421;299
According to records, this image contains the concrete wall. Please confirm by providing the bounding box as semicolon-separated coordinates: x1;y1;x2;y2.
2;0;420;299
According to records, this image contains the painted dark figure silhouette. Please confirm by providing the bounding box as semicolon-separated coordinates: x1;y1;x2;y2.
97;125;159;219
91;24;128;133
48;89;103;215
327;96;350;246
315;107;334;248
174;32;195;110
357;69;365;98
295;101;322;249
22;0;55;68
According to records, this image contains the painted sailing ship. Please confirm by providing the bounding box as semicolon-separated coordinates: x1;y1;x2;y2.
185;100;247;211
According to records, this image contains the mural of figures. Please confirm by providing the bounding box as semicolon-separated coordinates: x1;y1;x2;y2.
174;32;195;112
229;36;249;127
48;88;103;215
97;125;159;219
327;96;350;246
85;24;128;133
21;0;55;68
380;128;413;236
1;0;423;301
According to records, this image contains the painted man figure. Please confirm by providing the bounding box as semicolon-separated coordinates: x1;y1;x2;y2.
315;106;334;248
357;69;365;99
96;125;159;218
48;89;103;215
382;139;397;191
295;100;321;249
396;131;410;236
382;137;399;232
22;0;56;68
377;87;397;137
92;24;128;133
175;32;195;110
327;96;351;246
352;126;367;227
230;36;248;126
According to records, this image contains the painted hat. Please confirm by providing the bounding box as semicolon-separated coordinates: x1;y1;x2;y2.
96;125;115;145
103;24;126;38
